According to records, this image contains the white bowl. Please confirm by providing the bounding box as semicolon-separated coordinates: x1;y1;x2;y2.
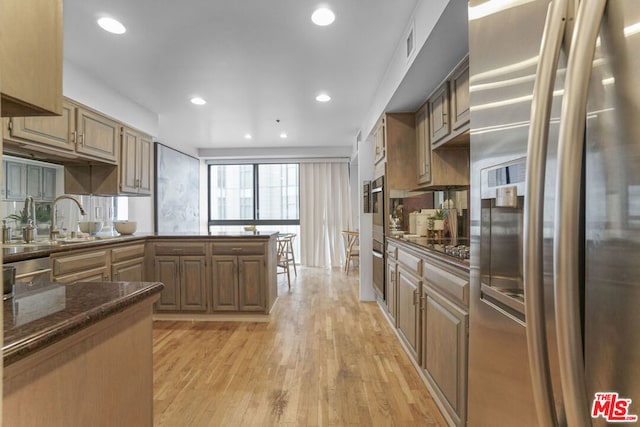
78;221;103;235
114;221;137;235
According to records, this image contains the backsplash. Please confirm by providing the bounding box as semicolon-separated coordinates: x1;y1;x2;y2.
1;156;119;240
390;188;469;243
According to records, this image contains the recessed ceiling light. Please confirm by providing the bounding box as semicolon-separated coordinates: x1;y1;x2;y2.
244;133;252;140
316;93;331;102
280;132;288;139
190;97;207;105
311;8;335;26
97;17;126;35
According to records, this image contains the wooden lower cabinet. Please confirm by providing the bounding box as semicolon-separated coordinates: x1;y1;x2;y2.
111;243;146;282
211;254;266;312
51;249;109;284
154;255;207;312
422;286;468;427
385;238;469;427
396;265;421;361
385;257;397;326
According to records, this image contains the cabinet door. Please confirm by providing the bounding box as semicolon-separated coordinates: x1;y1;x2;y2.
373;117;386;164
76;107;119;163
429;81;450;146
155;256;180;311
26;165;43;199
211;256;239;311
0;0;62;116
238;255;265;312
138;133;153;195
5;161;26;200
180;256;207;311
120;127;138;193
9;100;75;151
386;259;397;325
450;58;470;132
415;105;431;184
396;266;421;361
422;287;468;426
112;258;145;282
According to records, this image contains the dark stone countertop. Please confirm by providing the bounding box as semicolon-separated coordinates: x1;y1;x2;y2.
2;231;280;263
386;235;470;270
3;280;164;366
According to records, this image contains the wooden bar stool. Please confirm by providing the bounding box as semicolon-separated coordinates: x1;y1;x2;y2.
342;230;359;274
277;234;292;289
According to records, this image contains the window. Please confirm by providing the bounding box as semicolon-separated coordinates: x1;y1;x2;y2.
208;163;299;227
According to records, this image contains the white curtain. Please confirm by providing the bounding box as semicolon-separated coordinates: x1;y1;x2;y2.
300;162;352;268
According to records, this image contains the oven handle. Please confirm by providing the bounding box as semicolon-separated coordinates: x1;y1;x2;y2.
372;250;383;259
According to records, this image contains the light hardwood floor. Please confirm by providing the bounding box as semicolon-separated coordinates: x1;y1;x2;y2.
153;266;447;426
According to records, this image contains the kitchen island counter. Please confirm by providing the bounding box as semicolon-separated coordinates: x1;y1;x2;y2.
3;280;164;426
3;280;164;365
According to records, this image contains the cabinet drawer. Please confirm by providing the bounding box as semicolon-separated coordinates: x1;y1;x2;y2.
111;243;145;262
154;242;206;256
423;260;469;307
211;242;265;256
52;250;108;276
397;248;422;277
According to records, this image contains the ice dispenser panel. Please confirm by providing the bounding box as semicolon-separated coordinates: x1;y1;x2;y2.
480;159;527;323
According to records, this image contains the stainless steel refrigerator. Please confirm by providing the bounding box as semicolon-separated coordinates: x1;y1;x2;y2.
467;0;640;426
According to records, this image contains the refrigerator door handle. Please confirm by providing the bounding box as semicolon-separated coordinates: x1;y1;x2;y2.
524;0;572;425
555;0;607;426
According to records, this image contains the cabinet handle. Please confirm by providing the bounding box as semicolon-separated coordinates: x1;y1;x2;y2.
71;131;77;143
79;133;85;145
420;295;426;311
412;289;419;306
232;248;243;252
442;112;448;125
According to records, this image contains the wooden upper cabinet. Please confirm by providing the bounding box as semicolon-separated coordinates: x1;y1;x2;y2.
76;106;119;163
373;117;386;165
429;81;451;146
6;99;121;165
120;127;153;195
450;57;470;132
7;100;76;152
384;113;416;190
0;0;62;116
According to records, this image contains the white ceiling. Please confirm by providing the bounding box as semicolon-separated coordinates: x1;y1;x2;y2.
63;1;466;157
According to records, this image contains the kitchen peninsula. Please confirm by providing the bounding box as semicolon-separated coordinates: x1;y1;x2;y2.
3;280;164;426
3;231;279;316
2;231;278;425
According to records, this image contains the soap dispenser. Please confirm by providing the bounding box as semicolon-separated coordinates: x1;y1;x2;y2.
2;220;11;244
22;219;35;243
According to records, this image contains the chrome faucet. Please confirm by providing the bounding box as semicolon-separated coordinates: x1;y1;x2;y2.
50;195;87;240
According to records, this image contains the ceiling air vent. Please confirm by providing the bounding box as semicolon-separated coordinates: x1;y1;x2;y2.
405;22;415;60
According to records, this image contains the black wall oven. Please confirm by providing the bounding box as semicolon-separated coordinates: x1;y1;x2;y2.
371;176;385;298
